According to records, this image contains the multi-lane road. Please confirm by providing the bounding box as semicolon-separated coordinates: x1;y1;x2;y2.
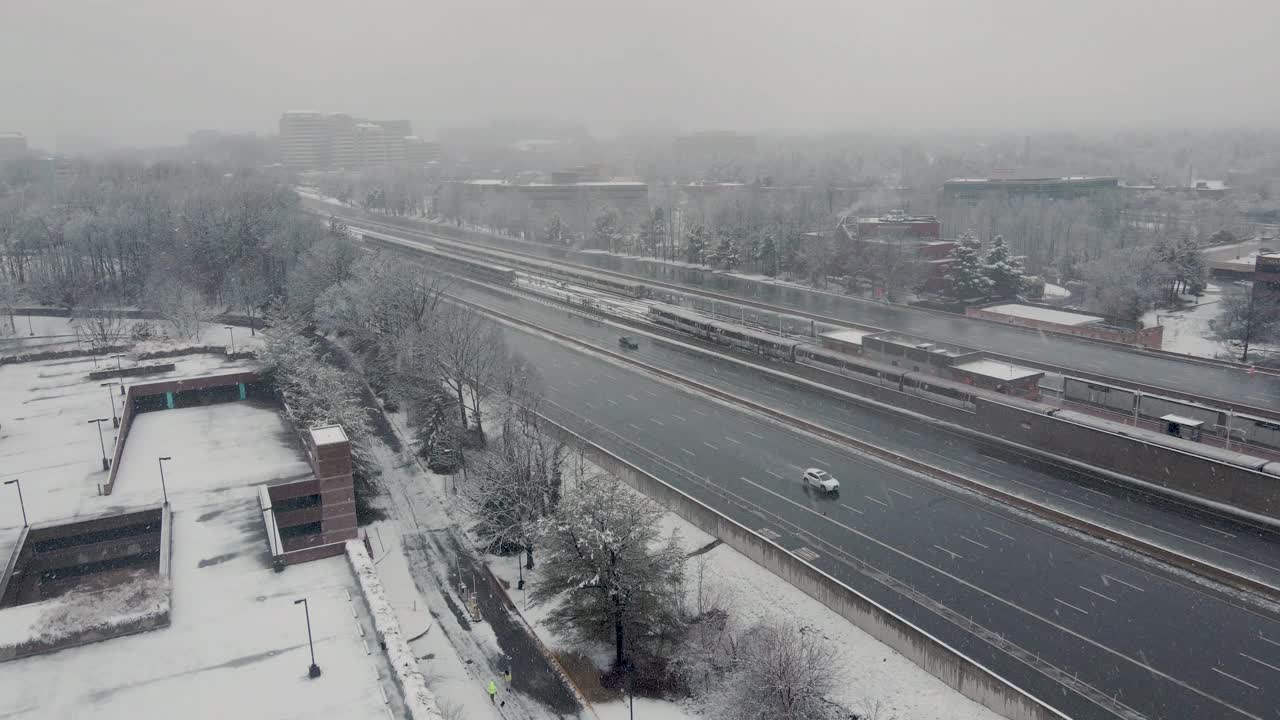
481;298;1280;720
330;209;1280;718
320;205;1280;412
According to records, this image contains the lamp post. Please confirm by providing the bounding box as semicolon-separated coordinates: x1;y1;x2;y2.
88;418;111;471
294;598;322;678
158;456;171;506
100;381;120;428
110;354;125;392
27;314;33;337
3;479;26;527
224;326;235;355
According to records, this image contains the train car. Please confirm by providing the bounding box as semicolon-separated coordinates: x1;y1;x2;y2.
648;304;798;361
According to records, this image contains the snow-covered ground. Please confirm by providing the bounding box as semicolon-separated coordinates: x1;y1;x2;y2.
482;482;1001;720
1137;283;1280;360
1041;282;1070;300
0;315;263;358
0;352;401;720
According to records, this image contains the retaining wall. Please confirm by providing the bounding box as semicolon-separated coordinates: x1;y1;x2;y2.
536;413;1067;720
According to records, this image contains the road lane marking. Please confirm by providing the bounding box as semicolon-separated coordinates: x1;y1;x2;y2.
626;394;640;402
766;470;782;479
681;448;696;457
902;429;921;437
1211;667;1260;690
627;423;643;432
691;408;709;416
809;457;828;466
1241;653;1280;674
982;526;1016;541
989;457;1009;464
1259;633;1280;649
728;473;1254;717
583;401;597;410
1102;574;1145;592
567;380;580;388
864;495;889;508
1198;524;1237;539
602;372;617;381
725;436;742;445
1079;586;1116;603
745;430;764;440
887;488;913;500
793;547;820;562
547;385;560;393
932;545;963;560
649;417;665;426
643;389;660;398
703;442;719;451
959;535;989;550
671;414;687;422
1054;598;1089;615
839;503;864;515
758;527;781;540
606;398;618;406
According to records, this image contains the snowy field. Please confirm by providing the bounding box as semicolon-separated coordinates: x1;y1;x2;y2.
0;352;401;720
0;314;263;358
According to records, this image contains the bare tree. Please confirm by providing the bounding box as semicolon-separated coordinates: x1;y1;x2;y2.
1216;283;1280;362
433;303;504;435
145;277;216;340
714;621;847;720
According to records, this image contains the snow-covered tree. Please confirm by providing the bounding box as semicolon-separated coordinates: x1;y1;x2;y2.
983;234;1025;299
709;228;740;271
593;211;622;253
544;214;565;245
686;225;708;265
1216;284;1280;362
714;621;848;720
944;231;992;300
533;467;684;669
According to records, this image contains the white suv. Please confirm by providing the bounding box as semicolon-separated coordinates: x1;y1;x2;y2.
803;468;839;494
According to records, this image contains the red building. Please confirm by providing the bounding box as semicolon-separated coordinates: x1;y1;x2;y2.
852;212;941;240
836;213;955;292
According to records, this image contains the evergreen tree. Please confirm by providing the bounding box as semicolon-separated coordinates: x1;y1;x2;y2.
686;225;708;265
983;234;1025;299
592;211;621;253
544;214;565;245
713;228;740;271
758;233;778;276
945;231;992;299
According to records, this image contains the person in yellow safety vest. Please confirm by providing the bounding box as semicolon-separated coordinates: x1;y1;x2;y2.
487;679;498;704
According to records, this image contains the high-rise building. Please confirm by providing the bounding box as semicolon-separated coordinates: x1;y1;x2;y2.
0;132;29;161
278;111;416;170
278;111;328;169
403;137;441;166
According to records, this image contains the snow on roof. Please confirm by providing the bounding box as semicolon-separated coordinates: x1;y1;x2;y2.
820;329;872;345
982;303;1102;326
953;359;1043;382
1160;414;1204;427
311;424;349;446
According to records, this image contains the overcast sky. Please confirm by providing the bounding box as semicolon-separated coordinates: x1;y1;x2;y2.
4;0;1278;149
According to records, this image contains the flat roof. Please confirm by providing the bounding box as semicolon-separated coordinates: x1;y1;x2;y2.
311;424;349;446
866;331;974;358
820;329;873;345
1161;414;1205;427
0;356;396;719
982;303;1103;326
953;359;1044;382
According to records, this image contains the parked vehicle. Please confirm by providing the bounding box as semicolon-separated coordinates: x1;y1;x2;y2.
803;468;839;493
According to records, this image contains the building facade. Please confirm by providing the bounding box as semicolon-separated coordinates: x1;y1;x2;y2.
942;172;1119;202
278;111;417;171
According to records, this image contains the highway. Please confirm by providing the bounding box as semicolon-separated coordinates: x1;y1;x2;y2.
476;298;1280;720
323;206;1280;411
442;277;1280;592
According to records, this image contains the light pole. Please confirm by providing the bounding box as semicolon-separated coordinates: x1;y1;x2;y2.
224;326;235;355
27;314;33;337
88;418;111;471
294;598;322;678
110;354;126;393
4;479;27;527
158;456;171;506
101;381;120;428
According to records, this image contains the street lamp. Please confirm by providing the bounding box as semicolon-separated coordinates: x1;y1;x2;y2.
87;418;111;471
100;381;120;428
110;354;125;392
3;479;27;527
294;598;322;678
224;326;235;355
158;456;172;506
27;314;33;337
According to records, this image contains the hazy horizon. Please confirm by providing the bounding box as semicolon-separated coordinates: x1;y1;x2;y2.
4;0;1279;150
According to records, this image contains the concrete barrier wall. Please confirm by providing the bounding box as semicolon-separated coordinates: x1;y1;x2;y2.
974;398;1280;520
536;415;1067;720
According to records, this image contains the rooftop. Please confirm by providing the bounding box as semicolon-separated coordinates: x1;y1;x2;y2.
820;329;874;345
0;352;396;719
981;303;1103;327
952;358;1044;382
